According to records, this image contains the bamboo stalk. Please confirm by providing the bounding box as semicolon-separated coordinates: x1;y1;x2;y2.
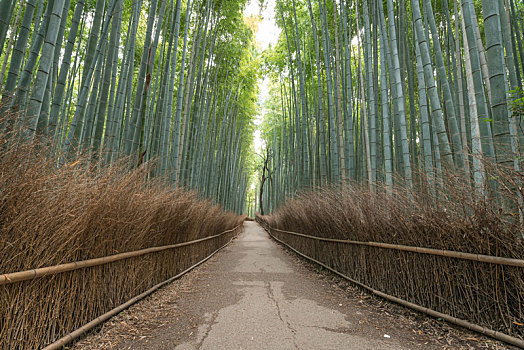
267;226;524;268
262;224;524;349
0;224;243;285
42;230;241;350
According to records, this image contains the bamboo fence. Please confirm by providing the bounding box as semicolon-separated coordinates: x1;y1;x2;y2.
42;228;241;350
0;224;242;285
268;227;524;267
0;224;243;349
257;217;524;348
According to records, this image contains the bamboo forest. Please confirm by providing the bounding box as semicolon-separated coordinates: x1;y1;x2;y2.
0;0;523;348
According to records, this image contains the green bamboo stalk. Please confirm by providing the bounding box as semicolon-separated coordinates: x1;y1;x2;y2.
411;0;455;169
461;0;496;161
384;0;412;187
422;0;464;170
24;0;66;139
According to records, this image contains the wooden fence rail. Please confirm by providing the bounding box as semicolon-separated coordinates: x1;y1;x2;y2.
258;220;524;349
42;227;242;350
0;224;242;285
269;226;524;267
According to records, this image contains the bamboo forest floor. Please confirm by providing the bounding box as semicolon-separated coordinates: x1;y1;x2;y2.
73;222;512;349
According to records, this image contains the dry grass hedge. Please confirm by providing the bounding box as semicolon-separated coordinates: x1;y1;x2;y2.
258;167;524;341
0;124;244;349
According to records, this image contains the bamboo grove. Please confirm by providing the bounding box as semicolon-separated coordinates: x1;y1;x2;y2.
0;0;260;213
260;0;524;215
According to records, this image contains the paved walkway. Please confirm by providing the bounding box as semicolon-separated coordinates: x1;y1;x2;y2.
174;221;406;350
74;221;498;349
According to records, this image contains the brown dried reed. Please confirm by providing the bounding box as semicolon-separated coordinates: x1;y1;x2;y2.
0;119;244;349
258;166;524;340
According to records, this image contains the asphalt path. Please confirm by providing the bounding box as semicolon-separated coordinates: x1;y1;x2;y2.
173;221;407;349
74;221;505;349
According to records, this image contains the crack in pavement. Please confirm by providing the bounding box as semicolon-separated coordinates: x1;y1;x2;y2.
196;311;218;350
265;281;299;350
299;324;355;334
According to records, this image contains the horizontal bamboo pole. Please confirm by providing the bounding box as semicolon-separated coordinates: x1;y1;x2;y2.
265;227;524;349
268;226;524;268
43;229;241;350
0;224;243;285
